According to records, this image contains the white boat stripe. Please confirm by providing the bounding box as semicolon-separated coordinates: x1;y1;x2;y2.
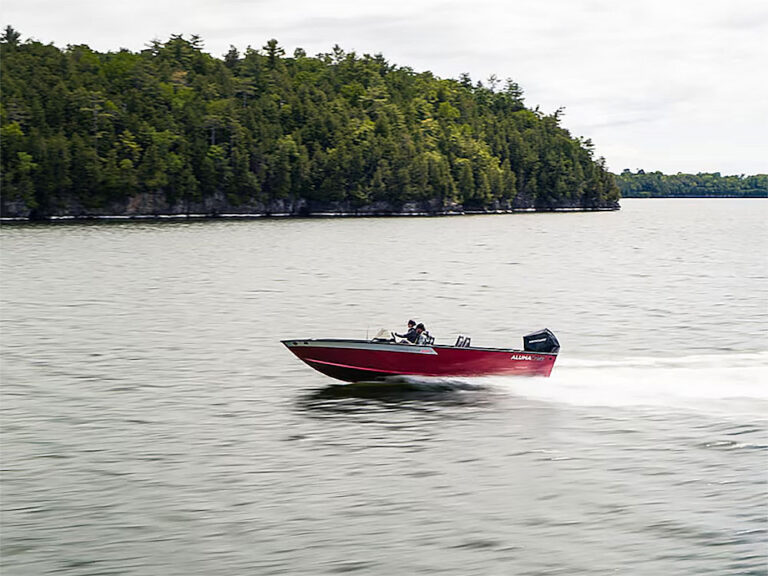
284;340;439;355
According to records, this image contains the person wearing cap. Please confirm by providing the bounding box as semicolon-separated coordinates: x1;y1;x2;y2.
394;320;419;343
415;323;430;345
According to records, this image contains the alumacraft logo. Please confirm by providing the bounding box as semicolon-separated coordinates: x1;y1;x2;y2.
510;354;545;361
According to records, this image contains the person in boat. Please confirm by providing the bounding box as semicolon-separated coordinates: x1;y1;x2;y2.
394;320;419;344
415;323;430;345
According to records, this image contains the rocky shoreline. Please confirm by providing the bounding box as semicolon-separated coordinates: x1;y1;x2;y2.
0;207;620;223
1;193;620;222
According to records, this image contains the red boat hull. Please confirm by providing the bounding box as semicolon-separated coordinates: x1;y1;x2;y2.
282;339;557;383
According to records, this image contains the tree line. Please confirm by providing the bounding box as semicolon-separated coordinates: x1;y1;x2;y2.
1;27;620;219
616;170;767;198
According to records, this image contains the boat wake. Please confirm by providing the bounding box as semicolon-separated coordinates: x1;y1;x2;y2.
297;352;767;417
481;351;768;416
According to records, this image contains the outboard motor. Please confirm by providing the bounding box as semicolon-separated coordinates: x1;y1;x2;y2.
523;329;560;354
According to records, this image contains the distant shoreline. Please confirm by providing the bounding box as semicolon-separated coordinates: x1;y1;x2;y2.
615;171;767;198
621;195;767;199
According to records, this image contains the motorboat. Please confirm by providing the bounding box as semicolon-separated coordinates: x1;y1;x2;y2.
282;328;560;383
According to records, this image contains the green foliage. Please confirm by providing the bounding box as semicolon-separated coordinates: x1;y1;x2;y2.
616;170;768;198
1;29;621;218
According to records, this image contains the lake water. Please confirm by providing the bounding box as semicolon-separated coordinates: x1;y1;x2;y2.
1;199;766;575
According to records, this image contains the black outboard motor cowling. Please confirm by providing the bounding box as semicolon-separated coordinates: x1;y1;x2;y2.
523;329;560;354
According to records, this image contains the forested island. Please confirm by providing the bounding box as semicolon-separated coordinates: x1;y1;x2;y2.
616;170;767;198
1;27;620;220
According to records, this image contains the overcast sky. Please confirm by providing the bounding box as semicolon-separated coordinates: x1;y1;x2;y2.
3;0;767;174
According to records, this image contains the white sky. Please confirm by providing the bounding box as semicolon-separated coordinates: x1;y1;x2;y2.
3;0;767;174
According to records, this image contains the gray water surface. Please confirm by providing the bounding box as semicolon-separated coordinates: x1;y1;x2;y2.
1;199;766;574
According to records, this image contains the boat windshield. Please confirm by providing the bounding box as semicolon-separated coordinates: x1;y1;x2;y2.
371;328;393;341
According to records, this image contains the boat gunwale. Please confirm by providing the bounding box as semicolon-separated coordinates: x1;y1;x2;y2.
280;338;559;356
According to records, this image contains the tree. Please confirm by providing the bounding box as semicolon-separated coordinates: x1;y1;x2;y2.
1;25;21;47
224;45;240;69
263;39;284;69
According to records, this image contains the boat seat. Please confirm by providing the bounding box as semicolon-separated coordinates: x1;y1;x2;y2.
455;335;471;347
